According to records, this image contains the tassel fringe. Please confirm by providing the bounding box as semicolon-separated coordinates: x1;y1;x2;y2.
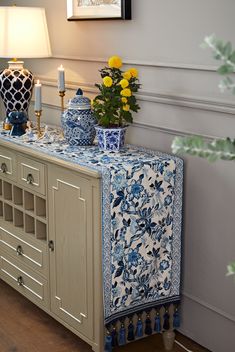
173;306;180;329
118;322;126;346
127;317;135;341
154;310;161;332
144;312;153;335
104;302;180;349
111;325;118;347
135;315;143;337
104;330;112;352
163;306;170;330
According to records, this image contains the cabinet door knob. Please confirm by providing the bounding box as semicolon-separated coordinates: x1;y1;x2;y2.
48;240;54;252
0;162;7;173
17;276;24;286
16;245;23;256
26;173;34;184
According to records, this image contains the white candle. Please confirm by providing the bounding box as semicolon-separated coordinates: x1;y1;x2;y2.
34;80;42;111
58;64;65;92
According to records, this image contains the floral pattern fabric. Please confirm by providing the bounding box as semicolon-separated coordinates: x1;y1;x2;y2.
109;159;176;316
0;129;183;324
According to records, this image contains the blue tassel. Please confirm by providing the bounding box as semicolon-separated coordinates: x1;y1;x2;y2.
144;313;152;335
104;332;112;352
154;312;161;333
127;319;135;341
118;323;126;346
135;316;143;337
173;308;180;329
111;326;118;347
163;307;170;331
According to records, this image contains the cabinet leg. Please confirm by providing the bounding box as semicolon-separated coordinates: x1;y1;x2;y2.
162;330;176;351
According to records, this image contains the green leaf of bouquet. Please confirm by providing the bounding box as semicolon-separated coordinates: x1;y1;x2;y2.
123;112;133;123
95;95;105;101
100;116;110;127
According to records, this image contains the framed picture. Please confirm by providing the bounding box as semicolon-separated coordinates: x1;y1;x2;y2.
67;0;131;21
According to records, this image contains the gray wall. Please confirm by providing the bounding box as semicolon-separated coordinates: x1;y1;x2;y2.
0;1;235;351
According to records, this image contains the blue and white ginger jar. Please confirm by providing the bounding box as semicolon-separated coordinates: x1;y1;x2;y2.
61;88;97;146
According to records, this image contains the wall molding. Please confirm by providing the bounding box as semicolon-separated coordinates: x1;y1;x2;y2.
38;102;220;141
131;122;219;141
182;291;235;323
39;77;235;116
51;55;218;72
138;92;235;115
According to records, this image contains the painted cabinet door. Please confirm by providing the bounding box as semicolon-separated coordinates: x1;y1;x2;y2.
48;165;94;340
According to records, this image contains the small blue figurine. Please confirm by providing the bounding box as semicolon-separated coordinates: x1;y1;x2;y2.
8;111;28;136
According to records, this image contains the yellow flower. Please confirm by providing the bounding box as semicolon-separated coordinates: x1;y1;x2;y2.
123;104;130;111
128;68;138;78
120;88;132;97
121;97;128;103
108;55;122;69
103;76;113;87
119;79;129;89
122;71;132;80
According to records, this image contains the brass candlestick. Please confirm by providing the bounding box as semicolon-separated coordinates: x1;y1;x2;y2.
35;110;42;138
59;91;65;112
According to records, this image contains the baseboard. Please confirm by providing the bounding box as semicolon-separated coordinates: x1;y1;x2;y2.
180;294;235;352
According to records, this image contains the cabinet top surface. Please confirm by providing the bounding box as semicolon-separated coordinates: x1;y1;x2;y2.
0;127;182;178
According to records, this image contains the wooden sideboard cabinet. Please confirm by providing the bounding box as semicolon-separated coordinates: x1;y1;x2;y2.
0;141;104;352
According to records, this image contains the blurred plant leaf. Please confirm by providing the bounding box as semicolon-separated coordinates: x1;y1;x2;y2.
227;262;235;277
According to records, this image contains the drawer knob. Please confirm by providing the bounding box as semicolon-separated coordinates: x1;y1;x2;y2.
17;276;24;286
26;173;34;184
16;245;23;256
0;162;7;173
48;240;54;252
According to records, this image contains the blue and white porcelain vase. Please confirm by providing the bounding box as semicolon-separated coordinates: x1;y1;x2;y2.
95;126;127;151
0;61;33;119
61;88;97;146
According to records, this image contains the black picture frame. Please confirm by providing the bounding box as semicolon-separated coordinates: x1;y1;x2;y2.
67;0;131;21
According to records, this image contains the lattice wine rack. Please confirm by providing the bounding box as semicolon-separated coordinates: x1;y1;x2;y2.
0;179;47;241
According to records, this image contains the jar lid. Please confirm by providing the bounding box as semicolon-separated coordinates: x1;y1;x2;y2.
68;88;91;110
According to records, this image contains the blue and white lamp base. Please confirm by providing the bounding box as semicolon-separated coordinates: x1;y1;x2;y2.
0;61;33;119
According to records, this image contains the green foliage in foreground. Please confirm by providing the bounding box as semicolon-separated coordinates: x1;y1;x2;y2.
172;35;235;277
227;262;235;278
172;34;235;162
172;136;235;162
201;34;235;93
172;34;235;163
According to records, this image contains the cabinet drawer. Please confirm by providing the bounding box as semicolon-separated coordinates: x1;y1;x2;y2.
0;226;48;277
0;253;49;308
0;147;16;181
17;155;46;195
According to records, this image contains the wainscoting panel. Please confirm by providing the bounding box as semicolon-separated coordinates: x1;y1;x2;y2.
26;78;235;140
180;294;235;352
0;0;235;351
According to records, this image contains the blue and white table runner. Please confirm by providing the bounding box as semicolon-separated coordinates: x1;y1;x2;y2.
0;131;183;346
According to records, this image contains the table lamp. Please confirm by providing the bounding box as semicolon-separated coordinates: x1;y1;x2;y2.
0;6;51;125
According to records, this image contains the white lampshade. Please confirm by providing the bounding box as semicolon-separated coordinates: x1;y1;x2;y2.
0;6;51;58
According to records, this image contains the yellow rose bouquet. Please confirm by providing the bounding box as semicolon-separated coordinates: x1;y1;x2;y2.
92;56;140;128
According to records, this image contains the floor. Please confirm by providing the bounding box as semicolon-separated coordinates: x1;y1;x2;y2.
0;279;210;352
